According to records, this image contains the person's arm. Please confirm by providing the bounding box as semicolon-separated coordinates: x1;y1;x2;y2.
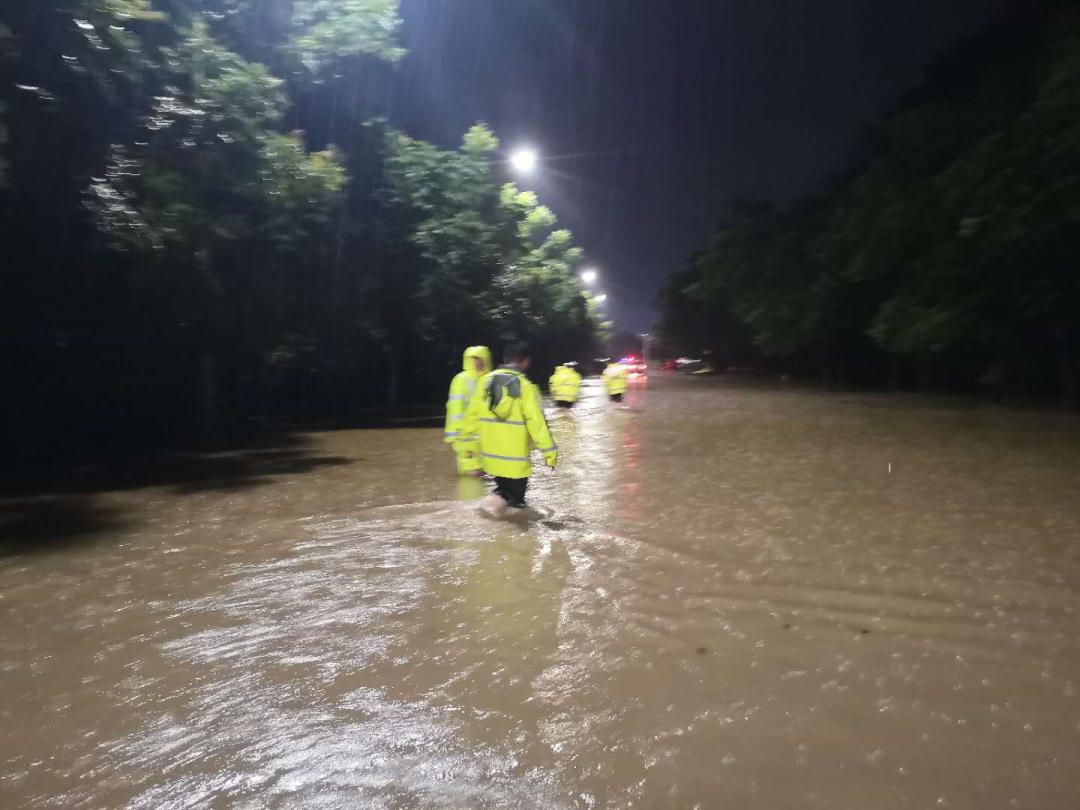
444;374;467;444
523;382;558;468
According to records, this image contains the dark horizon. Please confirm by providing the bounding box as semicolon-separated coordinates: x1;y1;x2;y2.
383;0;1013;332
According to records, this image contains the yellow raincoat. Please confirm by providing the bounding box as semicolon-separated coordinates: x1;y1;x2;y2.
602;362;628;396
460;367;558;479
445;346;492;474
548;364;582;403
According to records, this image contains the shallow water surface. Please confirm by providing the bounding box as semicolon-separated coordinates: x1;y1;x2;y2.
3;376;1080;808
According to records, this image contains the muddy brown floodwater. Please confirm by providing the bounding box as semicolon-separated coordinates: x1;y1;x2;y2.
2;375;1080;809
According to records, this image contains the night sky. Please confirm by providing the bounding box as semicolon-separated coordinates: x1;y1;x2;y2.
386;0;1012;332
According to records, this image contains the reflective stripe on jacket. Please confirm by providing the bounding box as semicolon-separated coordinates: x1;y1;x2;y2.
461;367;557;478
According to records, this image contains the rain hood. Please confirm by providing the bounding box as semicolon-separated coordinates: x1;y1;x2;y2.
463;345;492;375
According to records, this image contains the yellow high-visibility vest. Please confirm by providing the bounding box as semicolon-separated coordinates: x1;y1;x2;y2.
603;363;628;395
549;365;582;403
461;367;557;478
444;346;492;446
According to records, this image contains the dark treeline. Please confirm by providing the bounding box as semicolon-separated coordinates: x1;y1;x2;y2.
1;1;605;465
656;3;1080;407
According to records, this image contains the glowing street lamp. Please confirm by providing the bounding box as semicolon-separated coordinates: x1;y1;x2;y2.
580;268;598;285
510;147;538;174
638;332;651;366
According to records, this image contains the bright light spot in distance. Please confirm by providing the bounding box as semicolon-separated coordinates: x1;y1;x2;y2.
580;268;598;285
594;293;607;303
510;148;538;173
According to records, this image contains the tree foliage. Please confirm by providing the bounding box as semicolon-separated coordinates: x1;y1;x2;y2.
378;125;603;387
656;6;1080;402
1;0;603;462
290;0;404;71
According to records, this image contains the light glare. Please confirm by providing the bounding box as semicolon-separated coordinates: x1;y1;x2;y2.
510;148;538;173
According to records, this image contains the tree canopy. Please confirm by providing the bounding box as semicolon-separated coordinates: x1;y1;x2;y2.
1;1;604;461
656;6;1080;404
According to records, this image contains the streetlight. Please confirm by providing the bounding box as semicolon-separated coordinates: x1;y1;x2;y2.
638;332;651;367
594;293;607;304
580;268;598;285
510;147;538;174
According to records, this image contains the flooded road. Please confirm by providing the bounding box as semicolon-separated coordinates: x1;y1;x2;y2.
3;375;1080;809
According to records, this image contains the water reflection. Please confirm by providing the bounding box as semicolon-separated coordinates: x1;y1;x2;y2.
3;377;1080;808
455;474;487;502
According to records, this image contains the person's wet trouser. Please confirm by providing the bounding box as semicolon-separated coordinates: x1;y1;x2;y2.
609;393;623;402
555;400;574;408
494;476;528;508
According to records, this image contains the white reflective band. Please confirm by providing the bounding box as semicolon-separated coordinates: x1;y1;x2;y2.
480;418;525;425
538;445;557;453
447;394;466;401
482;452;529;462
450;414;463;421
444;431;459;437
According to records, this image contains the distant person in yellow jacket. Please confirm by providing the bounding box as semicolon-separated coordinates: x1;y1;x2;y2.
460;343;557;514
602;360;628;402
548;362;582;408
444;345;492;475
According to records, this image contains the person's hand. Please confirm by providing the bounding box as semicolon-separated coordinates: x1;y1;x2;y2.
544;452;557;470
